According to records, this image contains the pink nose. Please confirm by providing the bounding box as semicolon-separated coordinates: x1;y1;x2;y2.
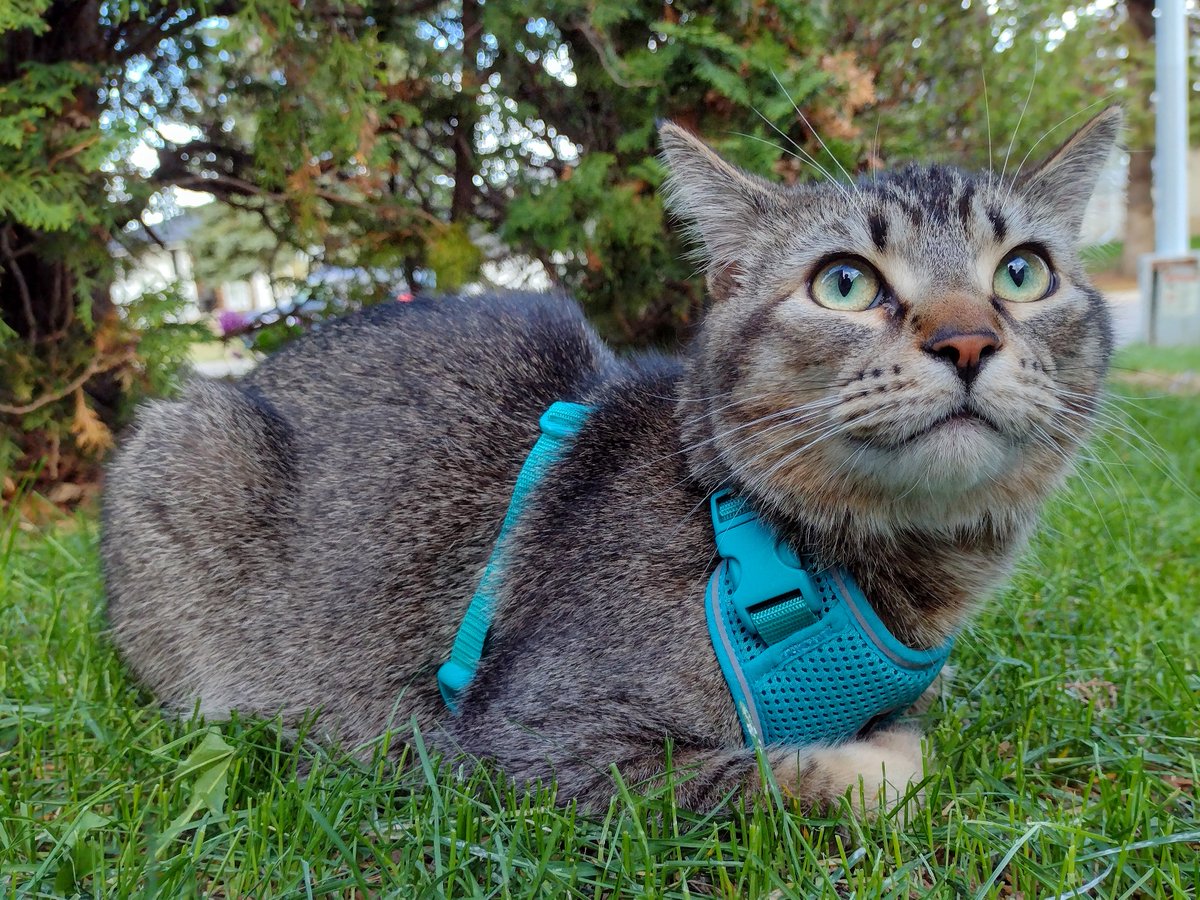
923;329;1002;384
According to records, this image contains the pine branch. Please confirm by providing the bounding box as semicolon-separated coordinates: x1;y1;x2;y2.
0;352;129;417
0;225;37;341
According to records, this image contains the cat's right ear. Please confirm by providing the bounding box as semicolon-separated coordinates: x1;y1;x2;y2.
658;122;778;301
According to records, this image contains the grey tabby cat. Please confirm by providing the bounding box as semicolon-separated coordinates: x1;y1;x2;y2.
103;107;1121;817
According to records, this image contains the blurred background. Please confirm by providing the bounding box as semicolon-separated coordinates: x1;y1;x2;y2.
0;1;1194;508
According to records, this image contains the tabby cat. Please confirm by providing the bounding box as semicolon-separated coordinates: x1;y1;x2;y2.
102;108;1121;816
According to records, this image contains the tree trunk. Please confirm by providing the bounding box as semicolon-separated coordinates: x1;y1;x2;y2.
0;226;96;343
1121;150;1154;277
449;0;481;223
1120;0;1156;278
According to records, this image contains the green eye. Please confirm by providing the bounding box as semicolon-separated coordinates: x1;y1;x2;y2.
993;248;1053;302
811;258;883;311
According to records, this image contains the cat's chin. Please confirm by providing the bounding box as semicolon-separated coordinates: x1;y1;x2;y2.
849;417;1018;495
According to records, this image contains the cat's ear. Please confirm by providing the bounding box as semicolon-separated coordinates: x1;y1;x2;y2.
659;122;780;301
1016;106;1123;235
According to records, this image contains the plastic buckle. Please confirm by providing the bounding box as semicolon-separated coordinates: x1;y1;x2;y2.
709;490;821;640
437;660;473;712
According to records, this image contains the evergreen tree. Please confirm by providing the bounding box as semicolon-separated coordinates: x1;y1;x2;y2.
0;1;1164;503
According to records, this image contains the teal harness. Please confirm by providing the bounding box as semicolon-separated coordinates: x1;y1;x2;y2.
438;400;591;712
438;402;953;745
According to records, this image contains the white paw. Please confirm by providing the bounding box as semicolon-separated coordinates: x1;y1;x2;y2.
774;728;927;822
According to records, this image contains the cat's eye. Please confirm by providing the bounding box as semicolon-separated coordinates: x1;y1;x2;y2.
811;258;883;312
993;248;1054;302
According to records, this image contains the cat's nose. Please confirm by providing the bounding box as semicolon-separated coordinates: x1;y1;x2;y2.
922;328;1002;385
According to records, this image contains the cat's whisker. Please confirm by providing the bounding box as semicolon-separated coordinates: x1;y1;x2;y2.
641;403;852;515
700;390;841;421
735;407;897;501
1029;421;1138;550
1035;401;1199;503
1006;94;1120;202
981;63;993;174
737;122;851;202
655;409;850;543
1054;383;1176;414
742;415;885;499
770;69;860;195
870;112;882;186
810;430;879;499
641;389;736;404
1046;398;1177;455
999;40;1039;189
675;409;846;495
632;396;847;476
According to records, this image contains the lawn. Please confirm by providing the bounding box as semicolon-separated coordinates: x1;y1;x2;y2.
1;348;1197;898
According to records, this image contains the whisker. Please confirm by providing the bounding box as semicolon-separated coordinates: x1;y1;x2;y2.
627;394;843;474
628;400;844;489
1006;94;1118;202
982;62;993;174
871;111;882;187
1034;400;1199;502
736;122;850;201
735;407;898;501
1000;40;1039;188
769;69;860;195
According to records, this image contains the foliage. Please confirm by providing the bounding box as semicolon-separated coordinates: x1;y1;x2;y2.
2;353;1197;894
0;0;1183;503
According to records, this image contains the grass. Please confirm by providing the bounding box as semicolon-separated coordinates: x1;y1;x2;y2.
1082;236;1200;275
2;348;1198;898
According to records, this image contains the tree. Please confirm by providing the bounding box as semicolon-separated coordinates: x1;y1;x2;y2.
0;1;409;501
0;1;1166;504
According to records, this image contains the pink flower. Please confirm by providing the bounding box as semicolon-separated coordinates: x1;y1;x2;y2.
217;309;247;335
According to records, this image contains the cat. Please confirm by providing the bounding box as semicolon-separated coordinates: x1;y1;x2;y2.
102;107;1121;817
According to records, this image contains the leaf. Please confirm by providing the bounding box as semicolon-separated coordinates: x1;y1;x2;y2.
50;809;111;894
156;729;235;855
426;223;482;291
54;840;105;894
693;57;750;106
60;809;111;848
69;388;112;453
1062;679;1118;710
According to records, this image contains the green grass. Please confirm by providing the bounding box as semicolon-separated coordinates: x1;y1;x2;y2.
1082;236;1200;274
2;350;1198;897
1113;343;1200;377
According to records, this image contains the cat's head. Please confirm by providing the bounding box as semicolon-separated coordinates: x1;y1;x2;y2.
661;108;1121;540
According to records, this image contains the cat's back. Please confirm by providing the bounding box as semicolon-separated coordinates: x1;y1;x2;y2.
245;290;620;427
102;290;623;731
241;290;627;571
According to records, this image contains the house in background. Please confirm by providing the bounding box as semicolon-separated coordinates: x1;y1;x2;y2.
110;210;307;325
109;207;548;337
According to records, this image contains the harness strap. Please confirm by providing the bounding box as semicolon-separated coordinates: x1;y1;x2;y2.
706;488;953;746
438;400;591;712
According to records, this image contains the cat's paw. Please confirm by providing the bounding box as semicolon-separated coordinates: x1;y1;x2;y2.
772;727;926;822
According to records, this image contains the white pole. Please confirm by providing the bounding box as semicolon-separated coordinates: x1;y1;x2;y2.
1155;0;1189;257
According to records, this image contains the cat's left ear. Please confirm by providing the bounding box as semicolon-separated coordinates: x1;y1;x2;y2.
1017;106;1124;235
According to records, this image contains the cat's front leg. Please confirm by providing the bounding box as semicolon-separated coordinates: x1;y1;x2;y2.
532;727;926;819
772;726;927;821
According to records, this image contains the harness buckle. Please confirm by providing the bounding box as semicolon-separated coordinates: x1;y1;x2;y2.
709;490;823;643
